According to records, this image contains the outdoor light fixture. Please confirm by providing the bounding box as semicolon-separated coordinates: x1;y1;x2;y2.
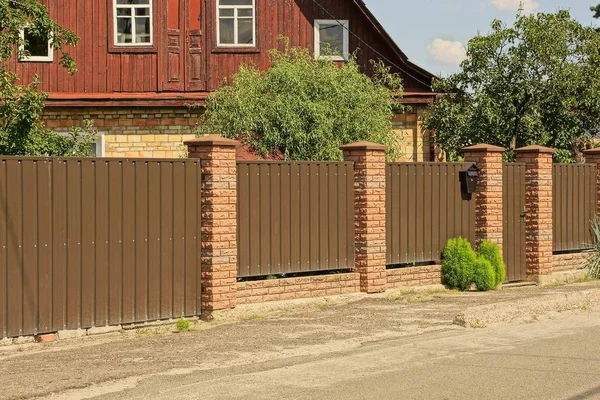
460;162;480;195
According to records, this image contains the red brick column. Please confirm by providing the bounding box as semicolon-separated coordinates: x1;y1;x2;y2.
584;148;600;216
185;135;238;315
341;142;387;294
463;144;505;250
516;145;555;278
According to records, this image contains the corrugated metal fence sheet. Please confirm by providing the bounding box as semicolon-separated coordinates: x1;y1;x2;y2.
237;162;355;278
386;163;476;265
0;157;201;339
553;164;597;252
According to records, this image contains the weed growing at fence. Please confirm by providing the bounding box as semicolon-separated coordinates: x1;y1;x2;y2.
472;257;496;291
477;240;506;287
442;237;476;291
175;318;191;332
584;216;600;279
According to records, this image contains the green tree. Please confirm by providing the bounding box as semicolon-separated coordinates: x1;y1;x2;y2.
197;40;404;161
0;0;95;156
424;10;600;162
592;4;600;19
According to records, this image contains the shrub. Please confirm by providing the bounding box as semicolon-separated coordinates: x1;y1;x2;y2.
175;318;190;332
442;237;476;291
472;257;496;291
477;240;506;287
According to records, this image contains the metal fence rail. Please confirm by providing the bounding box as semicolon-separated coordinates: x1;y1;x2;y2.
386;163;476;265
0;157;201;339
237;162;355;278
553;164;597;252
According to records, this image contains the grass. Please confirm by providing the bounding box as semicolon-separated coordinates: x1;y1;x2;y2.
469;319;487;329
315;299;336;310
240;313;267;321
175;318;191;332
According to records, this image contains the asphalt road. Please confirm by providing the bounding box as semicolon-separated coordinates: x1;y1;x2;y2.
52;312;600;400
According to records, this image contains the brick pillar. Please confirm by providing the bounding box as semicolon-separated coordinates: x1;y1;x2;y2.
340;141;387;294
463;144;505;250
516;145;555;278
185;135;238;315
584;148;600;216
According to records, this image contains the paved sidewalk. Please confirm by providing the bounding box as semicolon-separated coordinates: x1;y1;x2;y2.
2;281;600;400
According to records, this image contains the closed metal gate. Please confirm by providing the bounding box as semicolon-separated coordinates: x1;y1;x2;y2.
502;163;527;282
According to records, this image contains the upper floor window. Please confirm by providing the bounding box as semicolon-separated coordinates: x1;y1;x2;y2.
217;0;255;47
314;20;349;61
20;28;53;62
114;0;152;46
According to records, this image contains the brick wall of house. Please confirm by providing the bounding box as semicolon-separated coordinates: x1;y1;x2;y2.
553;252;591;273
237;273;361;305
42;107;201;158
387;266;443;288
392;104;433;162
43;106;434;162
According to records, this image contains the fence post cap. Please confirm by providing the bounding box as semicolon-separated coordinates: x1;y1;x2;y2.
463;144;505;153
184;135;238;147
515;145;555;154
584;147;600;155
340;141;387;151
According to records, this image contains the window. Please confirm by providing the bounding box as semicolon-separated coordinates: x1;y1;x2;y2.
89;135;105;157
217;0;255;47
114;0;152;46
314;20;349;61
19;28;53;62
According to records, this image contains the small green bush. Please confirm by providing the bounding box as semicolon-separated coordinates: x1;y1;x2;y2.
442;237;476;291
176;318;191;332
477;240;506;287
472;257;496;291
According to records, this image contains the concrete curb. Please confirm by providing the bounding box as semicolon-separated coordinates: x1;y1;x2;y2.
453;288;600;328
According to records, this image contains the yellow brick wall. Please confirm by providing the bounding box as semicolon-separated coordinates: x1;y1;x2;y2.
392;104;433;162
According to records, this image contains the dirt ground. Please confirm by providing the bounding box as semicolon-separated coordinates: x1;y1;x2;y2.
2;281;600;400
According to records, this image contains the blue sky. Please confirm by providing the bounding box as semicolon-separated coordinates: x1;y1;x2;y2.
364;1;597;76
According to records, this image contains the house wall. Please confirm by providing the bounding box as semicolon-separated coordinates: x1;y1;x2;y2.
11;0;432;95
42;105;434;161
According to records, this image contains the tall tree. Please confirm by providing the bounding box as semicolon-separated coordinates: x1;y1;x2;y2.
0;0;94;156
198;40;404;161
424;10;600;162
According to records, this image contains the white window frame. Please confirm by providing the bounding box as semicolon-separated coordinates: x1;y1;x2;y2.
216;0;256;47
314;19;349;61
19;28;53;62
91;134;106;157
113;0;153;47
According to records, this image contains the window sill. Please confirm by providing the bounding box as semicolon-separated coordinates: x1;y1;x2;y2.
108;45;158;54
212;47;260;54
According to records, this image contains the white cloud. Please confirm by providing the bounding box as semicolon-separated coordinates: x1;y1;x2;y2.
427;39;467;66
490;0;539;14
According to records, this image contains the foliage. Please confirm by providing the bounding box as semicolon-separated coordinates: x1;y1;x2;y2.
175;317;191;332
593;4;600;20
477;240;506;287
584;215;600;279
198;38;404;161
0;0;94;156
442;237;477;291
423;10;600;162
472;256;496;291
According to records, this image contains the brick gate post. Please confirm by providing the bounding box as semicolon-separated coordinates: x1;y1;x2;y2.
515;145;555;279
463;144;505;250
185;135;238;316
341;142;387;294
584;148;600;217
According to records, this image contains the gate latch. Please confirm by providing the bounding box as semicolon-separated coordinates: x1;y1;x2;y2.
520;206;527;218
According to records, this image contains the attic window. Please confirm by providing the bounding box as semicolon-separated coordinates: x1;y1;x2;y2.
19;28;53;62
114;0;153;46
314;19;349;61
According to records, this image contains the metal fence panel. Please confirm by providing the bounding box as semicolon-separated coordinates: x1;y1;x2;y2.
0;157;201;339
386;163;476;265
237;162;355;278
502;163;527;282
553;164;597;252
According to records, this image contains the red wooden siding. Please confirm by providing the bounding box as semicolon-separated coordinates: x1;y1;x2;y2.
10;0;431;96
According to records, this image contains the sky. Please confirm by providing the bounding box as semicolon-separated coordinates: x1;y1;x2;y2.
363;0;598;76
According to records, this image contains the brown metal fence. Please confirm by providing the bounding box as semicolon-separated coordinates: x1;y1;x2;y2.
386;163;476;265
553;164;597;252
237;162;355;278
0;157;201;339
